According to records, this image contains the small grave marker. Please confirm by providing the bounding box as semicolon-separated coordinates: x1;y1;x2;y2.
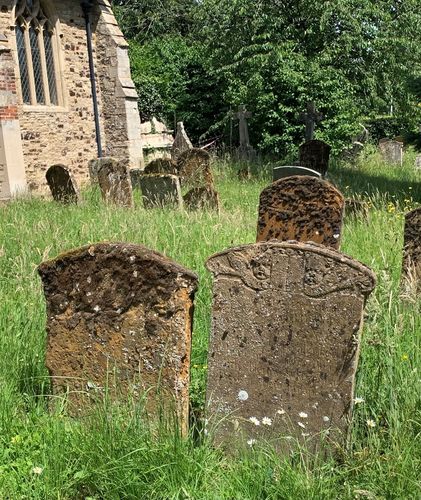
97;158;134;208
299;140;331;176
205;241;376;452
46;165;79;204
256;176;344;249
183;186;220;211
38;243;198;432
273;165;321;182
379;139;403;166
138;174;183;209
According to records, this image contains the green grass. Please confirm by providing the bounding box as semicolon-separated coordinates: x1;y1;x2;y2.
0;152;420;499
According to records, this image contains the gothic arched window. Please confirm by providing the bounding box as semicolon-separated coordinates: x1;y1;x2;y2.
15;0;62;106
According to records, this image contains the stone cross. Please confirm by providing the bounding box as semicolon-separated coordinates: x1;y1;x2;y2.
205;240;376;454
38;243;198;433
299;102;324;142
234;105;252;148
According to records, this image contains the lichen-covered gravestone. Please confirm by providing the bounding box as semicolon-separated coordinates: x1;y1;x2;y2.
38;243;198;432
171;122;193;161
402;207;421;291
379;139;403;166
97;158;134;208
143;158;178;175
46;165;79;204
299;140;331;176
138;174;183;209
177;148;214;188
256;176;344;249
183;186;220;211
205;241;376;452
272;165;321;182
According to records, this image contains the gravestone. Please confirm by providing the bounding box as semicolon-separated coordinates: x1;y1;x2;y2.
183;186;220;211
46;165;79;204
139;174;183;209
256;176;344;250
140;117;173;165
97;158;134;208
414;155;421;169
378;139;403;166
299;102;323;142
38;242;198;432
233;105;257;162
402;207;421;290
143;158;178;175
205;241;376;452
171;122;193;161
177;148;214;188
273;165;321;182
299;140;331;176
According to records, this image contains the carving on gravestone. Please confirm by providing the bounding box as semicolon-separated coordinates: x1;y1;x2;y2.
256;176;345;249
96;158;134;208
378;139;403;166
401;207;421;292
46;165;80;204
171;122;193;161
273;165;321;182
138;174;183;209
233;105;257;163
205;241;376;453
38;243;198;432
143;158;178;175
299;101;324;142
299;140;331;176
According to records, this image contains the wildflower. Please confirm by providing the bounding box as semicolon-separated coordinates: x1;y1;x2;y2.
249;417;260;426
301;432;310;437
354;397;365;404
401;354;409;361
129;256;136;263
297;422;306;429
323;416;330;422
277;409;286;415
366;419;376;428
237;390;249;401
93;305;100;312
262;417;272;426
32;467;43;475
298;412;308;418
247;439;256;447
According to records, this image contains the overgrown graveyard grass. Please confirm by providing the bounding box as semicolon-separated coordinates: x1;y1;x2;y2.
0;152;420;499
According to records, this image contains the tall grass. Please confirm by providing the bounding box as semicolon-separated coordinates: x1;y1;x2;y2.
0;153;419;498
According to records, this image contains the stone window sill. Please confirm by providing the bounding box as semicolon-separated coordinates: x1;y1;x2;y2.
22;105;68;113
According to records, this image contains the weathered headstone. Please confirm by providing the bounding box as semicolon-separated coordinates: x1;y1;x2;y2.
233;104;257;162
38;243;198;432
205;241;376;452
273;165;321;182
256;176;344;249
379;139;403;166
414;155;421;169
46;165;79;204
139;174;183;209
171;122;193;161
299;140;331;176
299;101;323;142
177;148;214;188
183;186;220;211
402;207;421;291
97;158;134;208
143;158;178;175
140;117;174;165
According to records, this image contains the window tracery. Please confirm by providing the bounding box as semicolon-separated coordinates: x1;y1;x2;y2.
15;0;60;106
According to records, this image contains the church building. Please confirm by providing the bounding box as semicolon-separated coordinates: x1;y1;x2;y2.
0;0;142;199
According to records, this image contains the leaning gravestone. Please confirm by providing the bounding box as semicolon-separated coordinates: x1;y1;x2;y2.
299;140;331;176
379;139;403;166
46;165;79;204
205;241;376;452
38;243;198;432
97;158;134;208
273;165;321;182
402;207;421;291
138;174;183;209
177;148;214;188
171;122;193;161
256;176;344;250
183;186;220;211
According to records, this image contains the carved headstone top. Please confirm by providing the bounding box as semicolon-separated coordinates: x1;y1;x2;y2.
38;243;198;431
205;241;376;452
143;158;178;175
177;148;214;188
46;165;79;204
96;158;134;208
171;122;193;161
402;207;421;291
299;140;331;176
257;176;345;249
